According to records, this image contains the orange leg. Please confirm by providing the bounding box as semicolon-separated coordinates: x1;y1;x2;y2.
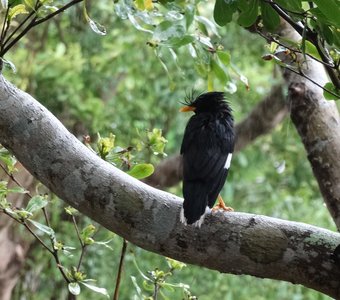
212;195;234;212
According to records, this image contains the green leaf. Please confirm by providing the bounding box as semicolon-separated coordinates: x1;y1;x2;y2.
213;0;237;26
153;21;185;41
323;82;340;100
127;164;154;179
65;206;78;216
80;282;109;298
260;2;280;31
211;59;229;84
26;195;48;213
8;4;28;20
319;23;334;45
24;0;35;9
28;219;55;237
166;257;187;270
147;128;167;155
238;0;259;27
81;224;96;241
161;35;194;48
97;133;115;159
217;50;231;66
68;283;81;296
302;40;322;61
275;0;303;13
195;15;219;37
312;0;340;28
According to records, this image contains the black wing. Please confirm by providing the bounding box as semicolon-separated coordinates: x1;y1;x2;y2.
181;114;234;224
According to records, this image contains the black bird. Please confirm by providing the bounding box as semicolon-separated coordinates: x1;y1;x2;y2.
179;91;235;227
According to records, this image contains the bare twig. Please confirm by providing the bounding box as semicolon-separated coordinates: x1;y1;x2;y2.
113;239;128;300
0;0;84;56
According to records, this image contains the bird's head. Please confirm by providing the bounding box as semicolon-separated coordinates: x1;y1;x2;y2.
180;91;231;115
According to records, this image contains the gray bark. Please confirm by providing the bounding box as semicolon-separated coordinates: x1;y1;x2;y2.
0;75;340;298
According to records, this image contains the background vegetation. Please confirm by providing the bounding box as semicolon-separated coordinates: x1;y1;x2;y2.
1;0;337;299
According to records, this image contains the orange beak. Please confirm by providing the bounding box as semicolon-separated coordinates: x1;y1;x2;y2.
179;105;196;112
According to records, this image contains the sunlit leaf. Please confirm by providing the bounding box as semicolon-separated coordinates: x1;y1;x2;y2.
127;164;154;179
8;4;28;20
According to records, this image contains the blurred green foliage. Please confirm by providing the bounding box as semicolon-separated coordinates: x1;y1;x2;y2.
0;0;336;299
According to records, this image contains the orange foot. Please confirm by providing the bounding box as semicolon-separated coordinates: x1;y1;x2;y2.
212;195;234;212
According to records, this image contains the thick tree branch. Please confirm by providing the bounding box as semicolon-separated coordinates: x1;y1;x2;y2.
144;84;288;188
0;76;340;297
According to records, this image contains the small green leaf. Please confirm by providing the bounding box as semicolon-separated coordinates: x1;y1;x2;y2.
24;0;34;9
8;4;28;20
260;1;280;31
26;195;48;213
213;0;237;26
323;82;340;100
127;164;154;179
238;0;259;28
7;186;27;194
153;21;185;41
302;40;322;61
65;206;78;216
147;128;167;155
312;0;340;28
97;133;115;159
68;283;81;296
81;224;96;241
80;282;109;298
162;35;194;48
217;50;231;66
28;219;55;237
211;59;229;84
166;257;187;270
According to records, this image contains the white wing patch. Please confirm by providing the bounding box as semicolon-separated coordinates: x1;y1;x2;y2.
180;206;211;228
224;153;233;169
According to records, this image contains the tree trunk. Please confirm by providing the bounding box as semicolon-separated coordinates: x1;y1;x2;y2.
0;75;340;298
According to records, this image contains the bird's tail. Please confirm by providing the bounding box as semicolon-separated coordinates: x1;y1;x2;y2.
180;181;211;227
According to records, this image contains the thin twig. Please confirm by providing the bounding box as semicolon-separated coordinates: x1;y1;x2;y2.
72;215;84;247
33;0;84;26
2;10;37;51
0;6;10;48
0;0;83;56
0;164;70;283
264;0;340;90
76;245;86;271
113;239;128;300
285;65;340;98
257;29;335;68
